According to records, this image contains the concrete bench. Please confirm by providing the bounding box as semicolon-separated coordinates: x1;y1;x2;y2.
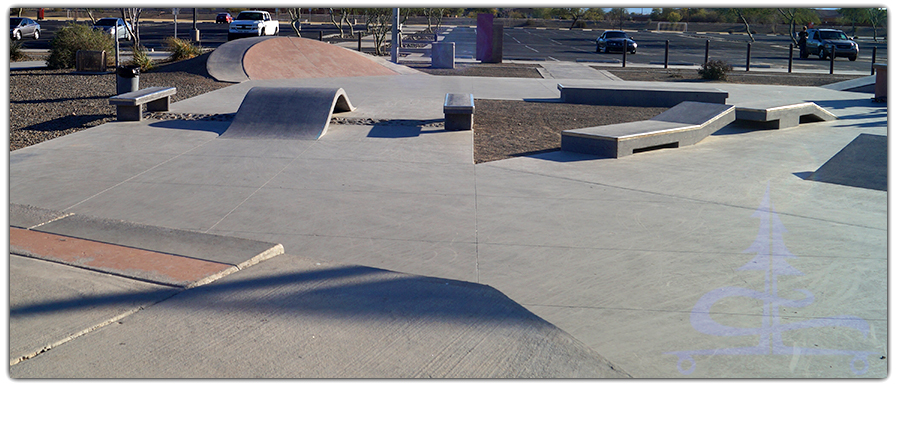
561;101;735;158
735;102;837;129
109;86;177;121
557;83;728;107
444;93;474;131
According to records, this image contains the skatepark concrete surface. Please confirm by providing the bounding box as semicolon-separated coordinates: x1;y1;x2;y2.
7;43;888;382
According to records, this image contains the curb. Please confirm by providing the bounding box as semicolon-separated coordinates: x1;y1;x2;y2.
9;203;284;288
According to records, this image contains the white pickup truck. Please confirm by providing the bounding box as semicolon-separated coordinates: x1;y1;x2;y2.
227;10;279;41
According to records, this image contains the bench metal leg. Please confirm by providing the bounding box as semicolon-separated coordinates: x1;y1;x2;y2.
146;96;170;112
116;105;143;121
445;113;473;131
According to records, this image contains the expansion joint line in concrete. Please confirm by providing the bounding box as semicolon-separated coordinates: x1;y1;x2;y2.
473;165;480;284
203;144;314;234
486;165;887;232
62;140;211;212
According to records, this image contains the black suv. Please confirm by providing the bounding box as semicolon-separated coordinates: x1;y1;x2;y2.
803;28;859;61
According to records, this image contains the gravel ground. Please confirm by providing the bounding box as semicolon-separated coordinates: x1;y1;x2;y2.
9;52;231;151
474;100;666;163
9;54;863;160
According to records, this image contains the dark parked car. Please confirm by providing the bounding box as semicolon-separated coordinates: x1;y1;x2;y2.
10;17;40;40
216;12;233;23
92;17;132;40
803;28;859;61
596;30;637;54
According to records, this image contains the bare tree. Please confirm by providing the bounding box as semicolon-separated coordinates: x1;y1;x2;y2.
82;8;98;25
777;8;818;44
732;8;755;42
328;8;355;38
287;8;303;36
866;8;887;41
364;8;392;56
424;8;446;33
121;7;143;47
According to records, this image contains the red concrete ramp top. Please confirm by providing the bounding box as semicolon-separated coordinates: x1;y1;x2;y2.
241;36;399;80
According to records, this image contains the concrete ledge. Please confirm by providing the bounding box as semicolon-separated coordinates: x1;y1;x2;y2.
557;83;728;107
561;101;735;158
109;86;177;121
444;93;474;131
735;102;837;129
9;203;284;287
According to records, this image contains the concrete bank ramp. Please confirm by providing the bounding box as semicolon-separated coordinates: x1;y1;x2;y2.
220;87;355;140
561;101;735;158
207;36;400;83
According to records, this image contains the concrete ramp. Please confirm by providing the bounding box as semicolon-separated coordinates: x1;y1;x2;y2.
207;36;400;83
221;87;355;140
735;101;837;129
561;101;735;158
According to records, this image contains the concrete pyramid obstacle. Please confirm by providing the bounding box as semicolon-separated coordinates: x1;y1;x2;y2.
207;36;399;83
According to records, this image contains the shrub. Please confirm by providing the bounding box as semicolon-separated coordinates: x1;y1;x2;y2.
698;59;732;81
165;37;201;61
10;39;26;61
128;44;154;71
46;23;114;69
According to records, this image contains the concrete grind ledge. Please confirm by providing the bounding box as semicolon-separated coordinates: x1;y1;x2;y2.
9;203;284;288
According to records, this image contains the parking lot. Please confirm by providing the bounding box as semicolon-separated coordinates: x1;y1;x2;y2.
443;26;886;74
16;18;887;75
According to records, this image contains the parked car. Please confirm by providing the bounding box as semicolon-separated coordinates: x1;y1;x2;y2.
228;10;279;41
216;12;233;23
596;30;637;54
804;28;859;61
10;17;40;40
92;17;132;41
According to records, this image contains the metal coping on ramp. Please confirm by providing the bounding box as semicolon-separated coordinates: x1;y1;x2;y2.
561;101;736;158
9;203;284;288
220;87;355;140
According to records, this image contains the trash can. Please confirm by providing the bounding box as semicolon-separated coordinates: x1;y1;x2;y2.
116;65;140;95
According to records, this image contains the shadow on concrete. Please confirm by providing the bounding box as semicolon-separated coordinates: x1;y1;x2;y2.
524;149;611;162
23;114;111;131
809;97;882;112
364;121;446;138
801;133;887;191
10;262;546;325
148;119;232;134
367;125;423;138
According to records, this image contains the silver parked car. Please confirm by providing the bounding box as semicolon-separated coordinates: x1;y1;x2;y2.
92;17;132;40
596;30;637;54
10;17;41;40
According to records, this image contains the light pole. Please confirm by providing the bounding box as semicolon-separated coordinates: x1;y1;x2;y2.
391;8;399;63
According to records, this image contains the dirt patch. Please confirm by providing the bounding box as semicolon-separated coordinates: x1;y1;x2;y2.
474;100;667;164
409;62;544;78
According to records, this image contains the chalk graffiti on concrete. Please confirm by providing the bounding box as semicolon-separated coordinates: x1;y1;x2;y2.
665;186;873;375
